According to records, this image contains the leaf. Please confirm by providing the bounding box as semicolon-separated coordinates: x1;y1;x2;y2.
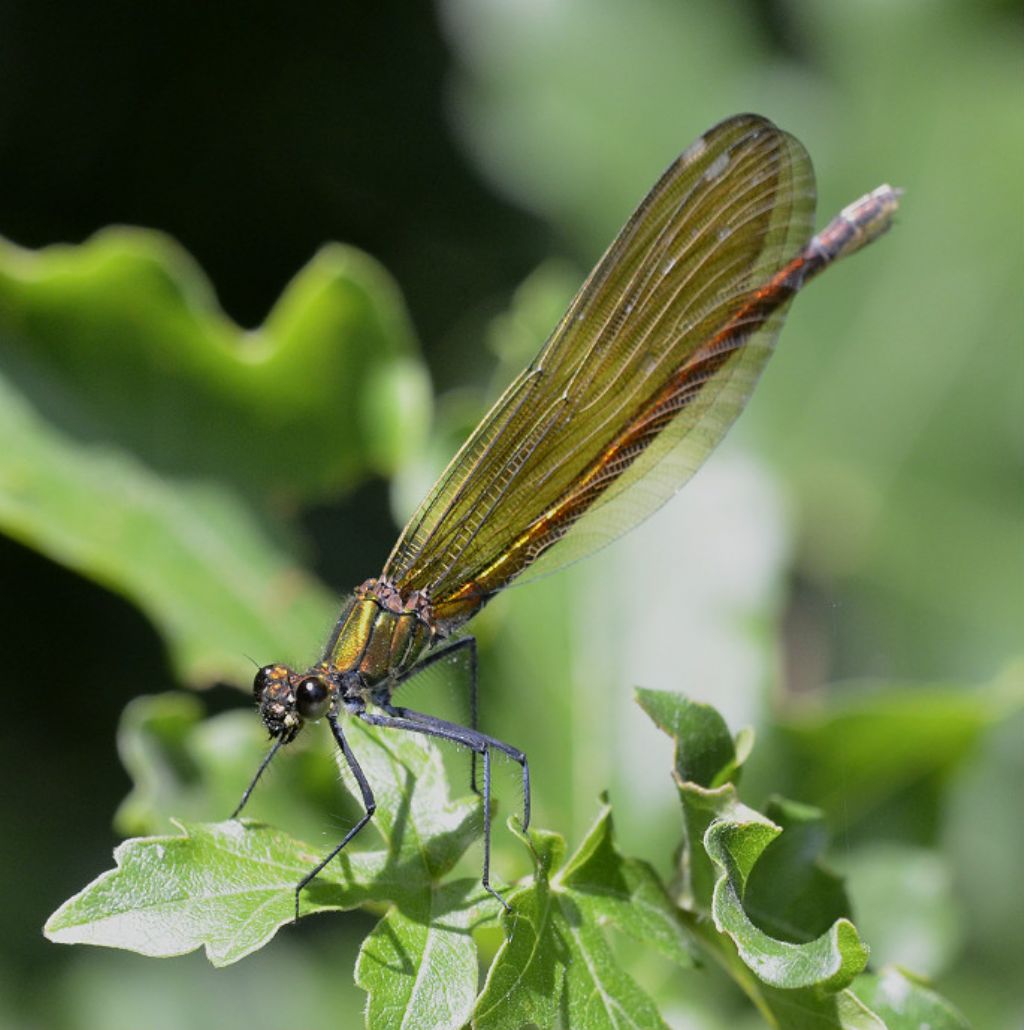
756;984;886;1030
559;797;696;970
707;810;868;992
635;688;751;910
634;687;744;789
0;230;431;683
639;688;871;1014
943;689;1024;971
743;798;853;944
45;717;481;970
356;880;486;1030
45;821;329;966
114;693;215;835
474;804;695;1030
771;680;1009;829
0;375;333;683
0;230;428;496
837;844;961;978
851;967;970;1029
48;678;974;1029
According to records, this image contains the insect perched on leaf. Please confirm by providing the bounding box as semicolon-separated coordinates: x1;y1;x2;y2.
233;113;901;920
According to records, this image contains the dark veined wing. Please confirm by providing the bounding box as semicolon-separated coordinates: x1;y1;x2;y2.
384;114;816;627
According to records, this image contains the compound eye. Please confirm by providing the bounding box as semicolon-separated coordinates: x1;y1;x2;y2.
253;665;278;700
295;676;330;720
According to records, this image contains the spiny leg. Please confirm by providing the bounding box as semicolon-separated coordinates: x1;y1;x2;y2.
467;643;479;792
293;714;376;923
385;704;529;830
394;635;481;794
358;708;504;910
357;705;530;911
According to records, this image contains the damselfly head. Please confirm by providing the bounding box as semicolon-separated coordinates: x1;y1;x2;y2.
253;663;337;742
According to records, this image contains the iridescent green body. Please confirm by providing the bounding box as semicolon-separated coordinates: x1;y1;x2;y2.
324;578;438;690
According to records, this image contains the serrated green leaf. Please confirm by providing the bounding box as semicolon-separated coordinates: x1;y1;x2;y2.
473;828;566;1030
356;880;486;1030
0;230;431;683
557;895;669;1030
559;797;695;971
475;812;690;1030
46;716;482;968
45;821;328;966
639;689;870;1001
635;688;742;788
711;860;867;993
637;689;754;911
698;788;868;995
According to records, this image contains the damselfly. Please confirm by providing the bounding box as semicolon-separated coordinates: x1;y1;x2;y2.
232;113;900;919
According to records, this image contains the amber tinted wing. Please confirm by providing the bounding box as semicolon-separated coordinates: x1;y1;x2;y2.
384;114;816;625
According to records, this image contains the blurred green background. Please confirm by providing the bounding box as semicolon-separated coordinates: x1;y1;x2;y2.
1;1;1021;1027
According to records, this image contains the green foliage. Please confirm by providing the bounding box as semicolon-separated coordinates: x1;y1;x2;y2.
852;969;970;1030
0;231;429;683
639;692;871;1025
45;688;971;1028
767;680;1013;827
47;720;485;992
474;808;694;1030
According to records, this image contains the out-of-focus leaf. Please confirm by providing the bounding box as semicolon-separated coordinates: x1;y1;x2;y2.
444;0;760;251
474;805;695;1030
0;372;334;683
771;678;1018;830
838;844;961;978
114;693;219;835
485;259;579;383
943;685;1024;978
0;230;431;683
852;967;970;1029
0;230;429;494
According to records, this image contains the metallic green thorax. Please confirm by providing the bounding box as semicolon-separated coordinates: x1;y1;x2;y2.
324;578;437;687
